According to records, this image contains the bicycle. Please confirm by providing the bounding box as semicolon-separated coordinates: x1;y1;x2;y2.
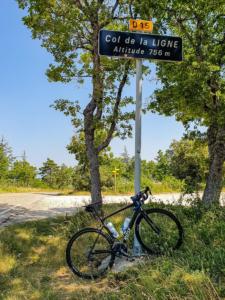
66;187;183;279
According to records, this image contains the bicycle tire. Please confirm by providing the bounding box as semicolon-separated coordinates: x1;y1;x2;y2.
135;208;183;255
66;227;115;279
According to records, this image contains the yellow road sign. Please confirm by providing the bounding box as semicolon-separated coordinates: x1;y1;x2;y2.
112;168;119;174
129;19;153;33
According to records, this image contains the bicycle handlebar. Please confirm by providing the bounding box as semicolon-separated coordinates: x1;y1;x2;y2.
130;186;152;204
84;187;152;212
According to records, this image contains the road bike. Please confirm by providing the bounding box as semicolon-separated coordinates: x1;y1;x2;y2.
66;187;183;279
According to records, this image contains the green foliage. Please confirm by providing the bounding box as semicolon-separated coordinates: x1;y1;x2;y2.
16;0;142;202
161;175;184;192
134;0;225;127
17;0;137;145
9;160;36;186
136;0;225;204
0;203;224;299
99;155;183;194
39;158;59;188
56;164;74;189
142;159;156;180
0;135;209;194
153;150;171;181
169;139;208;193
150;138;209;194
39;159;74;189
0;139;38;188
0;147;9;181
0;137;13;182
72;165;90;191
67;130;114;171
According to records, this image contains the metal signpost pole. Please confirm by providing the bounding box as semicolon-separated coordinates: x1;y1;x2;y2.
133;58;142;256
135;59;142;194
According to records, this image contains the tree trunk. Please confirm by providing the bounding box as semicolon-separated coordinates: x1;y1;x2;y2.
86;135;102;204
83;96;103;204
80;14;104;205
202;124;225;206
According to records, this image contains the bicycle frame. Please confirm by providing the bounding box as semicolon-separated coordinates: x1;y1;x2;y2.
85;187;162;259
94;201;155;242
82;195;165;265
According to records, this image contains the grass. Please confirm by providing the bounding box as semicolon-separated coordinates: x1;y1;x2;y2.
0;202;225;299
0;186;65;194
60;184;183;196
0;177;183;195
0;186;177;196
0;187;177;196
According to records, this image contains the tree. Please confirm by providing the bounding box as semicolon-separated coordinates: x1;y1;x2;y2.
0;137;13;181
153;150;171;181
67;130;114;173
142;160;156;180
136;0;225;205
169;138;208;194
39;158;59;188
9;160;36;186
67;130;114;190
17;0;136;204
73;165;90;191
56;164;74;189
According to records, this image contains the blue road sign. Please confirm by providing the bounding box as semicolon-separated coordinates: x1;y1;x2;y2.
99;29;182;62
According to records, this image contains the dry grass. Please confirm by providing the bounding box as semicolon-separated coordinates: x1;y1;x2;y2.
0;203;224;299
0;186;64;194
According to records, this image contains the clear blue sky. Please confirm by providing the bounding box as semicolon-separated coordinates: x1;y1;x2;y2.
0;0;184;167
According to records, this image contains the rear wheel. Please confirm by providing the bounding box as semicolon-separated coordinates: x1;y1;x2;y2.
66;228;115;279
135;208;183;255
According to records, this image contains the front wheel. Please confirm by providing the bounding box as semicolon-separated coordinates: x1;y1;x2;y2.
66;228;115;279
135;208;183;255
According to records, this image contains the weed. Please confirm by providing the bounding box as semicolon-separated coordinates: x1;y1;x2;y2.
0;203;224;299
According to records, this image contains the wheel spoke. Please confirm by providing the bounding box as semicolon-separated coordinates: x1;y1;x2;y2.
142;212;161;235
66;229;114;279
136;209;183;255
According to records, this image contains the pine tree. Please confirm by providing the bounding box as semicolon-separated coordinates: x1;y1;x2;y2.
0;137;13;181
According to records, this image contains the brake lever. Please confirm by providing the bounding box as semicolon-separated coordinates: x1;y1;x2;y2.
145;186;152;196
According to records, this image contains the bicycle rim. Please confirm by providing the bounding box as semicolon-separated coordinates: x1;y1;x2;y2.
66;228;114;279
135;208;183;255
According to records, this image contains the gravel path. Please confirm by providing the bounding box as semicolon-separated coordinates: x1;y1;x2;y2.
0;192;224;227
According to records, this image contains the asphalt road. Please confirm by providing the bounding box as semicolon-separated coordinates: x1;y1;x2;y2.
0;192;224;227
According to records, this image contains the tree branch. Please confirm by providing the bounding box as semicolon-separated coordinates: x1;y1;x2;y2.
111;0;119;17
73;0;83;9
175;18;195;47
97;61;131;153
100;0;119;27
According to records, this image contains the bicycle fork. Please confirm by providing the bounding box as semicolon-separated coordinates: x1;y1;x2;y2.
141;211;161;235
